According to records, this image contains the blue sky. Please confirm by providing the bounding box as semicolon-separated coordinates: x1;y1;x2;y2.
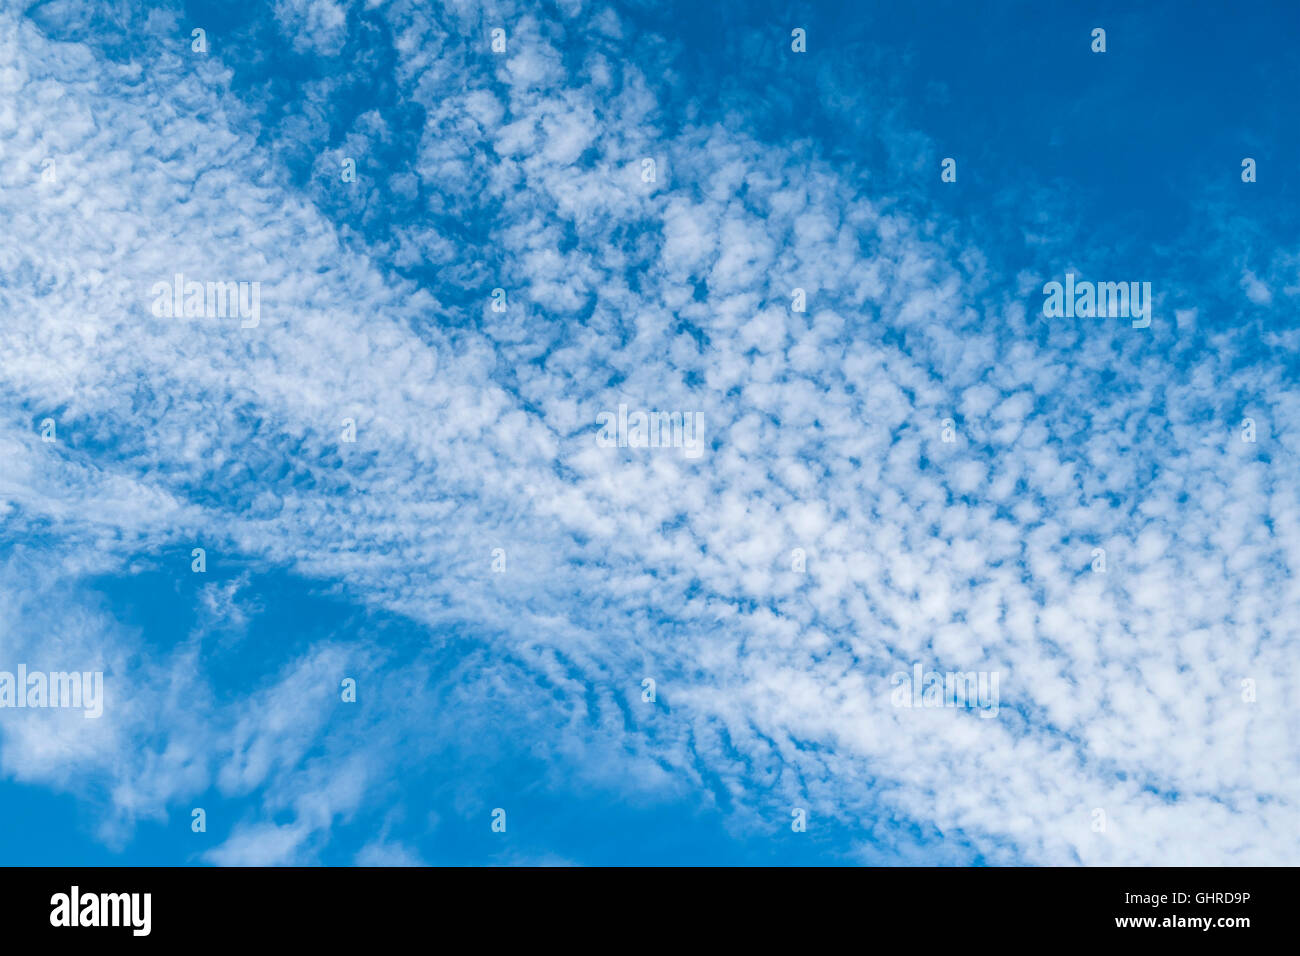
0;0;1298;865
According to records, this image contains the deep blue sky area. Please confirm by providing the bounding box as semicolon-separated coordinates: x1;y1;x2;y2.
177;0;1300;313
0;559;967;865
